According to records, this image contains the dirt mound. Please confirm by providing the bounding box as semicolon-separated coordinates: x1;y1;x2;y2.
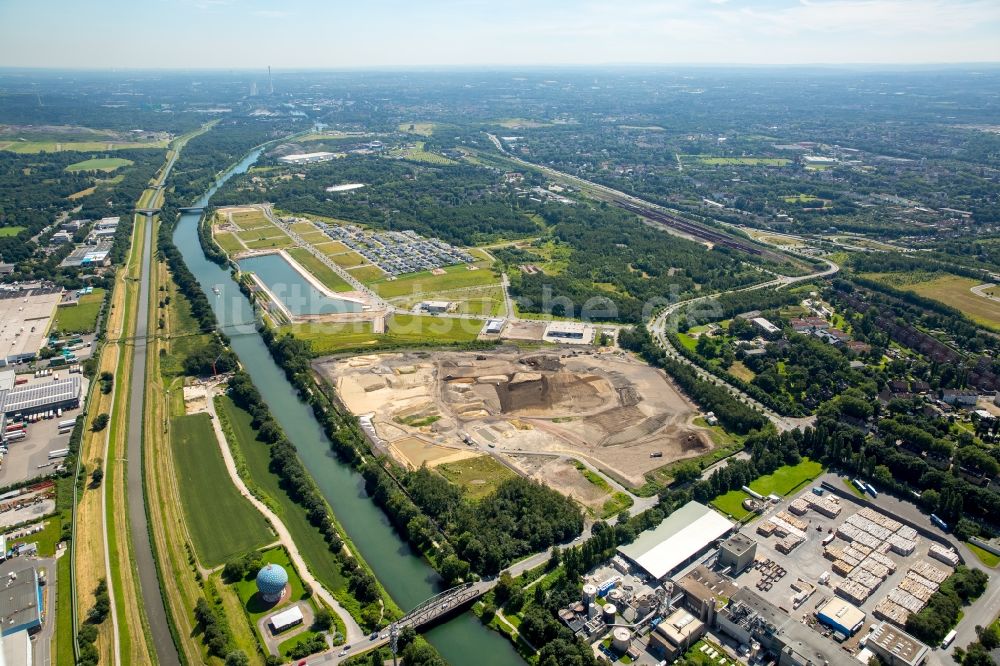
520;355;562;372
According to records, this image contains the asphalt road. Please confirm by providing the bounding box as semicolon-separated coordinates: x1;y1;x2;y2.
124;213;181;666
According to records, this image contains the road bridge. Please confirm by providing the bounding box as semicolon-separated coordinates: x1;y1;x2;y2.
307;582;492;664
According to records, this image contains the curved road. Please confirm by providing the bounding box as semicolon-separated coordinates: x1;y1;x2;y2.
646;254;838;432
204;394;366;645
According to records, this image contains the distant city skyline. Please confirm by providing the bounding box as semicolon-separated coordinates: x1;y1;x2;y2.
2;0;999;69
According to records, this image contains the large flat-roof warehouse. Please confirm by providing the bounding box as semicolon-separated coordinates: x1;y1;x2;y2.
0;375;82;417
618;501;734;580
0;285;63;366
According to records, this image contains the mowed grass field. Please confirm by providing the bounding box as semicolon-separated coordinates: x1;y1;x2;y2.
214;231;245;254
372;263;498;298
0;225;26;237
749;458;823;496
711;490;754;521
287;248;353;292
286;312;481;355
169;413;272;567
52;288;105;334
437;455;517;500
65;157;133;172
217;396;349;596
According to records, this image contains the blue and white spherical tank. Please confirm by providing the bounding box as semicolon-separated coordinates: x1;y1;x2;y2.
255;564;289;603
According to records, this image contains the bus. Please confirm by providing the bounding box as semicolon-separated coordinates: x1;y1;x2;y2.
930;514;949;531
941;629;958;649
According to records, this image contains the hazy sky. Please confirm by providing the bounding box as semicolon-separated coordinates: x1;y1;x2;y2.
2;0;999;68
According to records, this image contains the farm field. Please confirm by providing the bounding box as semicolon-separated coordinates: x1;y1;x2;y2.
52;288;105;334
372;263;498;298
286;248;353;292
216;396;349;596
169;413;272;567
65;157;133;172
0;139;167;153
0;226;26;237
683;155;790;166
437;455;517;501
863;273;1000;330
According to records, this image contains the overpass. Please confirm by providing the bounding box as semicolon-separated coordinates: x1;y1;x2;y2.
135;207;161;215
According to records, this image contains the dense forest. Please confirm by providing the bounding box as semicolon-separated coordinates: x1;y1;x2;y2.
214;154;540;246
506;204;765;323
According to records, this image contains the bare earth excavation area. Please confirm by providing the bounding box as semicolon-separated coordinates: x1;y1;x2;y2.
315;348;710;489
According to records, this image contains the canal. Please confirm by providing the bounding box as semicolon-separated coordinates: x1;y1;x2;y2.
172;149;525;665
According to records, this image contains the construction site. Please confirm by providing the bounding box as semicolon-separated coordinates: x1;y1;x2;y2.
314;347;711;491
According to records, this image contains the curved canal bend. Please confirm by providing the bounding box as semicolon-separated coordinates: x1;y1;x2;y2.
172;150;525;666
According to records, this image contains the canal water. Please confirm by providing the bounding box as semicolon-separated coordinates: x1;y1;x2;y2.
172;150;524;665
238;253;362;316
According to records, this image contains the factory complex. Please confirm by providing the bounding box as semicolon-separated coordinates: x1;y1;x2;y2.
559;485;958;666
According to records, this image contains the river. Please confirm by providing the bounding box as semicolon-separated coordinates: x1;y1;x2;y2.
172;149;525;665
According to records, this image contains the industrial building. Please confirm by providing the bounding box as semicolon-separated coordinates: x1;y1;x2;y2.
617;501;733;580
0;567;42;637
647;608;706;660
866;623;929;666
717;588;858;666
751;317;780;335
674;565;738;625
279;151;337;164
482;318;506;335
0;285;63;366
542;321;595;345
719;533;757;575
815;597;866;637
0;375;83;418
417;300;453;314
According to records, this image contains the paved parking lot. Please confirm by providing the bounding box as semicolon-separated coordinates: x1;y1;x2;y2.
0;399;85;486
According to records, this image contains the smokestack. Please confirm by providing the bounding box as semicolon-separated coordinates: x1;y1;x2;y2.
268;66;273;95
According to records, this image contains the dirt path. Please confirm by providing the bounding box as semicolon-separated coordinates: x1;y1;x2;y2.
204;393;366;644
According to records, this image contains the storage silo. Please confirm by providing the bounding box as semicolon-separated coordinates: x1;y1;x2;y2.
612;627;631;652
608;588;625;605
582;583;597;605
587;602;599;619
602;603;617;624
